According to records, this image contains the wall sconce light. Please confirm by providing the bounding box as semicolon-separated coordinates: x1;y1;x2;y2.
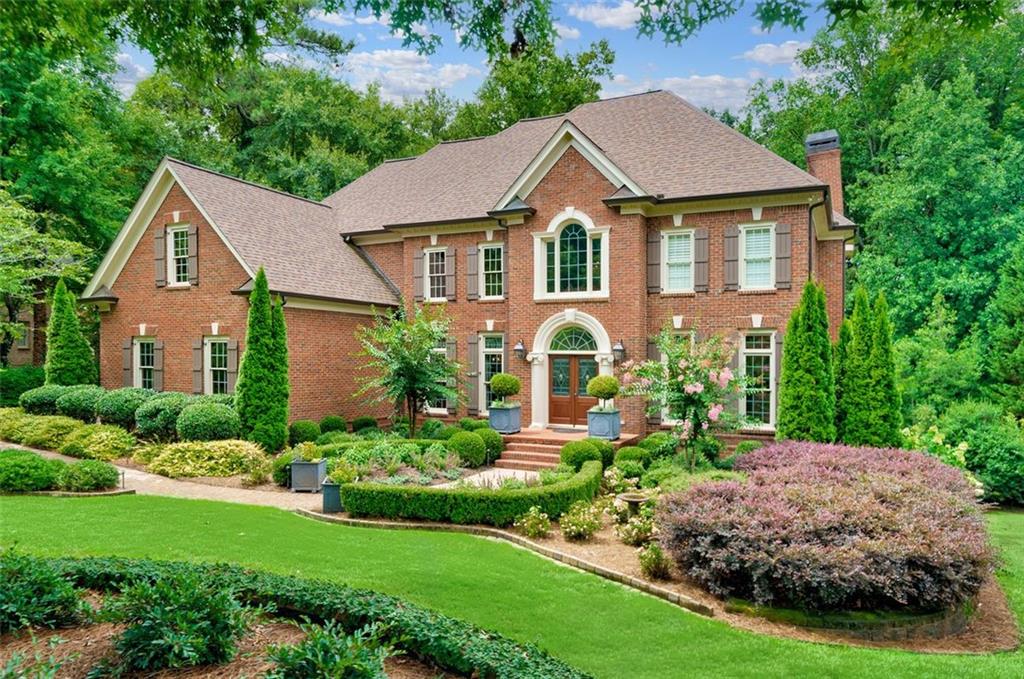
612;339;626;363
513;340;527;360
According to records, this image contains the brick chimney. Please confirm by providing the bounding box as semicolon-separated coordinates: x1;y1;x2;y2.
805;130;843;215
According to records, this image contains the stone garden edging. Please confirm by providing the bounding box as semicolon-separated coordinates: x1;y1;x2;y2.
26;489;136;498
293;508;715;618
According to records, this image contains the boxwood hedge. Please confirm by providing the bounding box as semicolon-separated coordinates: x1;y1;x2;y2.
19;384;72;415
342;460;602;526
54;385;105;422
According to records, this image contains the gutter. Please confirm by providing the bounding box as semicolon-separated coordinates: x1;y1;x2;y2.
808;195;825;276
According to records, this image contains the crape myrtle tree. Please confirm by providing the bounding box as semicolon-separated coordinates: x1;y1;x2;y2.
355;303;462;438
777;280;835;442
44;279;97;386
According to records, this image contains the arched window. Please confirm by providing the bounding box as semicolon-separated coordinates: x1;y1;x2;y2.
534;209;609;300
550;326;597;352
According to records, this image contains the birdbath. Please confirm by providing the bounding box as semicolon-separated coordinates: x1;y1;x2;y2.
617;492;651;518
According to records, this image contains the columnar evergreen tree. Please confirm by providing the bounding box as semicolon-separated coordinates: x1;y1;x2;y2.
44;279;97;386
987;237;1024;415
834;319;853;434
837;286;875;444
270;295;290;427
777;280;835;441
234;268;287;452
868;292;903;446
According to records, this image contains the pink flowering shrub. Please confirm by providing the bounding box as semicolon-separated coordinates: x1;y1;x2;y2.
659;441;993;612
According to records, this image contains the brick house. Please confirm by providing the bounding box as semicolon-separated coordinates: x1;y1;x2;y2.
81;90;853;436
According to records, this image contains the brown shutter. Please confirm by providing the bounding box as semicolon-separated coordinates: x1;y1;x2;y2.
227;339;239;393
774;331;784;419
466;246;479;301
154;230;166;287
694;227;709;292
152;339;164;392
122;339;133;386
646;228;661;293
646;340;661;425
727;332;741;414
775;223;792;289
445;337;457;415
412;249;424;302
467;334;479;415
192;339;204;394
724;226;739;291
187;224;199;285
501;245;509;299
445;246;456;301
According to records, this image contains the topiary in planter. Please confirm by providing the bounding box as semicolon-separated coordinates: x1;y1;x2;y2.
448;430;486;467
95;388;156;430
586;375;620;409
58;460;120;492
288;419;321;445
135;392;190;441
176;403;241;442
560;440;601;471
475;428;504;463
54;385;105;422
488;372;521;406
19;385;72;415
319;415;347;433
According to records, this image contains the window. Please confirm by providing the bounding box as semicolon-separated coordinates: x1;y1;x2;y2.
741;225;774;289
425;248;447;301
133;338;155;390
15;324;30;349
480;244;504;299
742;333;774;426
550;327;597;352
662;230;694;292
480;335;504;410
534;212;608;300
167;226;190;286
425;339;449;414
205;338;229;394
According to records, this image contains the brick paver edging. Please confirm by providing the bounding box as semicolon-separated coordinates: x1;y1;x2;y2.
293;508;714;618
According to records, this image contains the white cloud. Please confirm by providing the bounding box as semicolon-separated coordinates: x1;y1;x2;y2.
603;73;752;111
554;22;581;40
114;52;149;97
739;40;809;65
355;13;390;26
749;25;769;35
310;10;352;27
344;49;480;101
568;2;641;30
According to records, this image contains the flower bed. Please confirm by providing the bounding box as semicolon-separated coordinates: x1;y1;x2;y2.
659;441;993;614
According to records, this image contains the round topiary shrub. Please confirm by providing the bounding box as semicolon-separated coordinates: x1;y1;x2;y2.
319;415;347;433
475;427;504;463
448;430;486;467
638;432;678;459
351;416;378;433
488;373;521;405
586;375;619;404
58;424;136;461
176;403;241;442
55;385;106;422
135;392;190;441
289;419;321;445
19;385;72;415
560;440;601;471
58;459;120;492
0;449;66;492
615;445;651;468
95;388;155;430
434;425;459;440
584;437;615;468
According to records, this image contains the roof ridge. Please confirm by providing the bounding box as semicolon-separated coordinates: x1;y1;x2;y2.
383;155;419;163
438;135;488;145
164;157;333;208
575;89;665;112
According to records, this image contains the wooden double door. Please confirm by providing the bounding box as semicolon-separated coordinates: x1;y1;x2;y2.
549;354;599;426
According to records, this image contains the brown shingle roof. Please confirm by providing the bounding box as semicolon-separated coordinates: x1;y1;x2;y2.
325;90;827;234
167;159;398;306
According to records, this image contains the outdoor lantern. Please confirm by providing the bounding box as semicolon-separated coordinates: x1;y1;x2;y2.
513;339;527;360
612;339;626;363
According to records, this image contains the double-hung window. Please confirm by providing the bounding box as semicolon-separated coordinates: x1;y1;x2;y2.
480;335;504;410
535;212;609;300
133;338;155;390
426;339;449;414
480;244;504;299
662;230;694;292
740;225;774;289
205;338;229;394
167;225;190;286
15;323;30;349
425;248;447;301
742;333;774;426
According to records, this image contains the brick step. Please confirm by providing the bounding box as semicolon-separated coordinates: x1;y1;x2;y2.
500;449;561;464
503;442;563;454
494;459;558;471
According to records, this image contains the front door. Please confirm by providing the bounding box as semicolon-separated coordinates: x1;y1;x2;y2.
549;355;599;426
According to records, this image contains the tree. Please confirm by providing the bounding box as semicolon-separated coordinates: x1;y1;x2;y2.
355;304;461;438
868;292;903;446
985;236;1024;416
44;279;97;386
777;280;835;442
837;286;875;444
235;268;288;452
270;296;291;428
834;318;853;435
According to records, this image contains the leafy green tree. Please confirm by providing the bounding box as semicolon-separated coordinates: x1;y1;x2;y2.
777;280;835;442
44;279;97;386
837;286;875;444
985;236;1024;416
235;268;287;452
355;304;462;438
834;318;853;435
868;292;902;446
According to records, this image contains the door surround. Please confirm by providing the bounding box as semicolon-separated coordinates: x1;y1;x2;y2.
527;308;614;429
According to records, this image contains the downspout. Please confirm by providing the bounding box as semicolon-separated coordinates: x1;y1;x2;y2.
807;193;826;278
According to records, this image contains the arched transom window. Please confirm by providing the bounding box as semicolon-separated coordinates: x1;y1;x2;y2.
550;326;597;352
534;209;609;300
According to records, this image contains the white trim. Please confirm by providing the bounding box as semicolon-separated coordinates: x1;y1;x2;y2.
660;228;695;293
203;336;230;395
532;208;610;301
165;224;191;287
739;330;776;428
284;297;380;316
478;333;505;415
478;242;504;300
495;121;644;211
132;337;155;390
423;246;448;302
425;342;450;416
739;222;776;290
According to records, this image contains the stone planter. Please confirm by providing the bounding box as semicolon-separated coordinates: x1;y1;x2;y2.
290;458;327;493
488;404;521;434
321;482;343;513
587;409;621;440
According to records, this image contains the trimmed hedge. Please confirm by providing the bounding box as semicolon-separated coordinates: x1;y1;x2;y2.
614;446;651;467
289;419;321;445
148;440;266;478
55;384;105;422
0;366;45;407
57;459;119;492
176;403;240;442
476;428;504;463
584;438;615;468
0;449;67;492
448;430;486;467
59;424;136;461
135;392;190;441
96;387;155;429
14;415;82;449
319;415;347;433
19;384;72;415
560;440;601;471
342;460;603;526
351;416;378;432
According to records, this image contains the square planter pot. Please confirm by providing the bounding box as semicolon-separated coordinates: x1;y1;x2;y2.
290;459;327;493
321;482;343;513
488;405;521;434
587;409;621;440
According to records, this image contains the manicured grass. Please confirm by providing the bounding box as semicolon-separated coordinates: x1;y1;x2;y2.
0;496;1020;679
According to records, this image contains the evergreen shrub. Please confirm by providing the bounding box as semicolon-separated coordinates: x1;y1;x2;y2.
0;449;66;492
58;459;119;491
135;392;190;441
0;366;45;406
560;440;601;470
43;279;97;386
351;416;378;432
0;550;84;633
59;424;135;460
319;415;346;433
447;430;486;467
475;428;504;463
95;388;155;429
55;384;105;422
615;445;651;467
19;384;72;414
288;419;321;445
176;403;241;441
148;440;266;478
584;437;615;467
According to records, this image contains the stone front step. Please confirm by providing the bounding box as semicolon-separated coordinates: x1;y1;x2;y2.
496;428;642;470
504;442;563;454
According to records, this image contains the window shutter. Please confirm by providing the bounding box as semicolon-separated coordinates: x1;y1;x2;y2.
192;339;204;394
412;249;424;302
227;339;239;393
445;246;456;301
467;334;479;415
154;230;166;287
501;245;509;299
152;339;164;392
694;227;709;292
724;226;740;291
466;246;479;301
774;332;784;417
775;223;792;289
122;339;133;387
646;229;661;293
445;337;457;414
187;224;199;285
646;340;661;425
727;332;741;414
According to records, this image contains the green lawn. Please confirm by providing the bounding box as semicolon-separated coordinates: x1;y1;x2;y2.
0;496;1020;679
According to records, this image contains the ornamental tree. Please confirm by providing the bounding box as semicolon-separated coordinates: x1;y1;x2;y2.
777;280;835;442
44;279;97;386
619;328;743;470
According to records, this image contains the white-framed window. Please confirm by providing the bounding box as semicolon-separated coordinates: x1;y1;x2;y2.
740;224;774;290
662;229;694;292
425;339;449;414
480;334;504;412
533;210;609;300
204;337;229;394
479;244;504;299
15;323;30;349
660;331;696;424
424;248;448;301
133;338;155;390
741;332;774;427
167;225;191;286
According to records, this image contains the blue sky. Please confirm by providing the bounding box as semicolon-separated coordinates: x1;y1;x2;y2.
115;1;827;112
